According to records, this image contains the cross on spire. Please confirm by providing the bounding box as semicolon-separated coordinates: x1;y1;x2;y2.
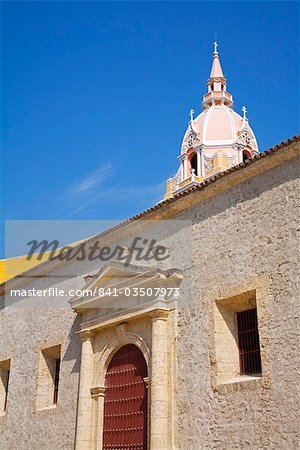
242;106;248;119
210;41;224;80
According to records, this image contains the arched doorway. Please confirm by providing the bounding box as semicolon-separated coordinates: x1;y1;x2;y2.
102;344;148;450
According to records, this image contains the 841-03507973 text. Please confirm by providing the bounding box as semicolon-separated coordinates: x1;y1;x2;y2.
85;287;180;298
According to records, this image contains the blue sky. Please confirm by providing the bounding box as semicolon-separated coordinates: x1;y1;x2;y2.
1;1;299;255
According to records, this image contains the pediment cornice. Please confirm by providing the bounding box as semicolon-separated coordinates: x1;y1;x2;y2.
69;260;183;313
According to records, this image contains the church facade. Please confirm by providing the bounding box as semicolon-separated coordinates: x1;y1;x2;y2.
0;47;299;450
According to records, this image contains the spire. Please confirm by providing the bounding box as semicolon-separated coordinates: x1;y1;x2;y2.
210;41;224;79
202;42;233;109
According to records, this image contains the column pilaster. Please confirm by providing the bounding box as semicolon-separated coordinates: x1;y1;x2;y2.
201;147;205;176
90;386;106;450
183;155;188;179
237;146;244;164
196;148;201;177
75;330;95;450
150;309;169;449
181;160;184;181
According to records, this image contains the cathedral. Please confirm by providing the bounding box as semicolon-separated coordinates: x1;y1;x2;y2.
0;45;299;450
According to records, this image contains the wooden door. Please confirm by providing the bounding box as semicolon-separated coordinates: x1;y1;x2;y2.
102;344;148;450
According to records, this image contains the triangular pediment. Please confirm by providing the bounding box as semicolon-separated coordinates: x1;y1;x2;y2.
84;260;151;289
69;260;184;312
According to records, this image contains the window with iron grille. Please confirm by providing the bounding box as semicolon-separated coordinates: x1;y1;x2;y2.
237;308;262;375
53;357;60;404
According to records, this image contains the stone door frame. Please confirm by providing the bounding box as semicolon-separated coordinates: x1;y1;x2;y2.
74;308;175;450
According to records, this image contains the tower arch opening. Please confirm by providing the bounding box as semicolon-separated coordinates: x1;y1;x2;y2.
243;150;252;162
190;153;198;176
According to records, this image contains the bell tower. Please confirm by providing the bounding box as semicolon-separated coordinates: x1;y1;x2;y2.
164;43;258;200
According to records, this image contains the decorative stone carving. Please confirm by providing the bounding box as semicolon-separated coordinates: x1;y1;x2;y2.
187;134;197;148
241;131;251;145
204;159;213;173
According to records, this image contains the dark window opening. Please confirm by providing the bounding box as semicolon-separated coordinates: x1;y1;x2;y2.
190;154;198;176
211;83;214;91
4;370;10;412
53;358;60;404
243;150;251;162
237;308;262;375
0;360;11;413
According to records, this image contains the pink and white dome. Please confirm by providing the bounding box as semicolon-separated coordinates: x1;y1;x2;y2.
181;105;258;152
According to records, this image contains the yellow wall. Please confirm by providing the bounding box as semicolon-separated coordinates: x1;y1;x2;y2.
0;252;55;283
0;240;84;283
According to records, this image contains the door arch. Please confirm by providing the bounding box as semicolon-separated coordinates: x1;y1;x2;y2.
102;344;148;450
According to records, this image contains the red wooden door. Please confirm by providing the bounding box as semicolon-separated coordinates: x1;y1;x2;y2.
102;344;148;450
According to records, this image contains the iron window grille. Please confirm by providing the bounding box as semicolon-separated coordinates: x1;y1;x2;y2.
53;358;60;404
237;308;262;375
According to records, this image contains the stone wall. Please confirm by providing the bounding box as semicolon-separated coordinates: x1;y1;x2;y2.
176;155;299;449
0;306;81;449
